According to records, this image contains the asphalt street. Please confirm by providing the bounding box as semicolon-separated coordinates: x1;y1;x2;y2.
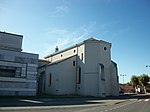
0;94;150;112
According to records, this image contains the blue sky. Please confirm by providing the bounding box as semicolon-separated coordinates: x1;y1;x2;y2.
0;0;150;83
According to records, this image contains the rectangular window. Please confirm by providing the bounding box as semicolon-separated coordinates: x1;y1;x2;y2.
0;65;18;77
73;61;75;66
77;67;81;84
49;74;52;87
0;69;15;77
100;64;105;80
81;53;83;61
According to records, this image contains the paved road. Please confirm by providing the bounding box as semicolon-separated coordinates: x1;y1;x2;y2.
1;99;150;112
109;98;150;112
0;94;150;112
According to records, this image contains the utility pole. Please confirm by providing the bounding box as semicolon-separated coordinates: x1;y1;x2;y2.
146;65;150;79
120;74;127;84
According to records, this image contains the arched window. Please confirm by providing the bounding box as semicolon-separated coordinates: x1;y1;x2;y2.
100;64;105;80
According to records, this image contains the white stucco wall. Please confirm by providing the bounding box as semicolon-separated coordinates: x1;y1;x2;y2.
46;47;77;62
83;73;99;96
43;44;85;94
82;41;100;96
110;62;119;96
76;44;85;95
99;42;112;96
83;40;113;97
77;44;85;63
41;38;119;97
45;56;76;95
45;44;85;63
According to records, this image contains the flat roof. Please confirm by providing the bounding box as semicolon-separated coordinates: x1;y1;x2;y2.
0;31;23;37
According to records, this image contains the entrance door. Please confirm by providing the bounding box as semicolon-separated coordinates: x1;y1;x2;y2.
38;71;45;94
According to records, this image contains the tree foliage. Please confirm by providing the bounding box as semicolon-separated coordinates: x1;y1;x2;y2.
139;74;149;93
130;75;139;87
139;74;149;86
130;74;149;93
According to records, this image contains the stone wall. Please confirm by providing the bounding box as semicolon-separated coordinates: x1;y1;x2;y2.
0;49;38;96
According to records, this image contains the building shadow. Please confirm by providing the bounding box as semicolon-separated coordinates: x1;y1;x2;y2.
0;97;105;107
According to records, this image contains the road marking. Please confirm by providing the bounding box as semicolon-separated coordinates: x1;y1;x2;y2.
116;106;120;108
75;107;99;112
20;99;43;103
99;100;137;112
139;99;149;112
145;99;149;102
113;107;116;109
77;100;137;112
119;105;123;107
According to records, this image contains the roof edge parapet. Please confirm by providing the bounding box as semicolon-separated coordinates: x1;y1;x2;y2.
44;37;111;58
0;31;23;37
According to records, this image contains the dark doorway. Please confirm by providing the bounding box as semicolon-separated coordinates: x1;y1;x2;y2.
38;71;45;94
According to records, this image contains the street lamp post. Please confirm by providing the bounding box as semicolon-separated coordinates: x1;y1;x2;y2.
146;65;150;80
120;74;127;84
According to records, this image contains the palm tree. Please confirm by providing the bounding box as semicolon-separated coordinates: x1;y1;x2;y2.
130;75;139;93
139;74;149;94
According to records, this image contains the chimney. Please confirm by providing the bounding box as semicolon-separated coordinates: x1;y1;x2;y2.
55;46;59;52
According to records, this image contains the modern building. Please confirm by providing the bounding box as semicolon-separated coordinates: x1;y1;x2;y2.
38;38;119;97
0;31;38;96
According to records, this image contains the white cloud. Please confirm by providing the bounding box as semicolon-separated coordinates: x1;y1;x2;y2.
43;22;96;56
51;5;69;17
50;0;71;17
62;0;70;5
112;27;129;37
57;6;68;13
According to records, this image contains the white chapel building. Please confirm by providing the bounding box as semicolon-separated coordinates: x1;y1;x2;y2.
38;38;119;97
